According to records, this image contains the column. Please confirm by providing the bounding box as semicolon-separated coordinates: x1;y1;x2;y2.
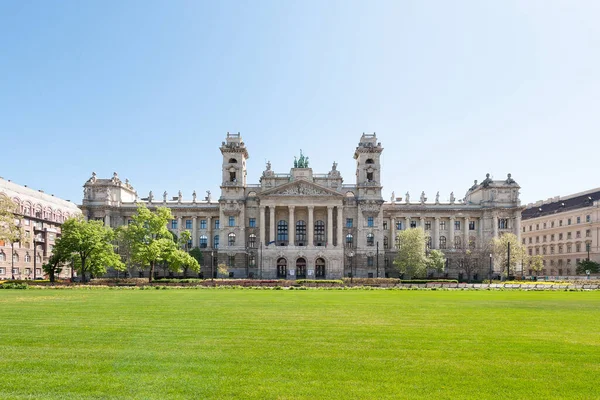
270;207;276;243
289;206;295;246
177;216;183;234
420;217;425;231
192;217;198;247
307;206;314;246
259;206;266;246
207;216;212;249
337;206;343;248
433;217;440;249
464;217;469;249
478;217;485;246
449;217;455;249
492;214;498;238
104;213;111;228
391;217;396;249
515;212;522;244
405;217;410;230
327;206;333;246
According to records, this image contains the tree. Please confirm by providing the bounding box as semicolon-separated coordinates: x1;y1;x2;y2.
53;217;125;282
393;229;429;278
576;260;600;275
527;255;544;276
189;247;204;275
491;233;526;279
123;205;197;282
42;253;63;283
217;263;229;278
0;195;24;245
177;230;193;277
426;249;446;275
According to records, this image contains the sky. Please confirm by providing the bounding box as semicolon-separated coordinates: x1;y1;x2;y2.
1;0;599;206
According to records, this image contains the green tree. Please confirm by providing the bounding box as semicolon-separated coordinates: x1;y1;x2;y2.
491;233;526;279
393;229;429;278
0;195;24;244
426;249;446;275
42;253;63;283
189;247;204;275
576;260;600;275
217;263;229;278
53;217;125;282
527;254;544;276
123;205;197;282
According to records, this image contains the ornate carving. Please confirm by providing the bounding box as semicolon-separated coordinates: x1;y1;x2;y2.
272;182;332;196
222;200;242;216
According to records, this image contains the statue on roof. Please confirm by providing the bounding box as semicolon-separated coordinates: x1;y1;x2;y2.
148;191;153;202
192;190;197;202
435;191;440;204
420;191;427;204
482;173;493;188
178;190;182;202
163;191;167;202
294;156;298;168
470;180;478;191
450;192;456;204
506;173;516;184
405;192;410;204
206;190;212;203
88;172;97;184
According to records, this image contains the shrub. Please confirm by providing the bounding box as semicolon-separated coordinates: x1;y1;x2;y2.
296;279;343;285
0;282;29;289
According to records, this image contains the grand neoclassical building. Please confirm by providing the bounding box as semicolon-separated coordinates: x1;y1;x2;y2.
80;133;523;279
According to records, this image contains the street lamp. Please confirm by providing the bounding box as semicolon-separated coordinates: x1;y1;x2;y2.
489;253;493;282
587;243;591;261
211;250;214;283
349;251;354;284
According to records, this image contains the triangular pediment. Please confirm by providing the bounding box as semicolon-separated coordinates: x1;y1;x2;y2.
259;179;344;197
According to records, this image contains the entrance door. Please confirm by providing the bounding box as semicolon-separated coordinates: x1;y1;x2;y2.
296;258;307;279
277;258;287;278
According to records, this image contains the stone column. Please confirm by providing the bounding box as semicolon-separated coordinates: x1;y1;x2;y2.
270;206;276;243
492;214;498;238
207;216;212;248
177;216;183;234
420;217;425;231
449;217;455;249
104;213;111;228
391;217;396;249
433;217;440;250
192;217;198;248
327;206;333;246
337;206;343;247
464;217;469;249
289;205;295;246
307;206;314;246
515;212;522;244
478;217;485;247
259;206;266;246
405;217;410;230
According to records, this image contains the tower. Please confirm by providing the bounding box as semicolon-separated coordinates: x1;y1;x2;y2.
354;133;383;200
220;132;249;200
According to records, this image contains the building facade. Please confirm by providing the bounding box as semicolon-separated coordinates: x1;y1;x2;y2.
0;177;82;280
80;133;523;279
521;188;600;277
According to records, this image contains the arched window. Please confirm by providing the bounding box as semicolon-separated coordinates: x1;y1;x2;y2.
314;220;325;244
248;234;257;248
36;254;42;263
469;236;476;249
366;158;374;164
498;219;509;229
454;236;462;249
228;232;236;246
277;220;288;242
213;235;220;249
0;252;5;261
296;220;306;243
315;258;326;278
229;158;238;164
296;258;306;278
24;253;31;263
383;236;389;249
13;253;19;263
199;235;208;248
366;233;374;246
439;236;446;249
346;234;353;248
277;258;287;278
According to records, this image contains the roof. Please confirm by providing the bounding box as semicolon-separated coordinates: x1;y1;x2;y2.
522;189;600;220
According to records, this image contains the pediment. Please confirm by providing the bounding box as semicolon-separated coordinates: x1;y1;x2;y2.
259;179;343;197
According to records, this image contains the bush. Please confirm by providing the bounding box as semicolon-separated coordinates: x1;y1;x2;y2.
401;279;458;284
296;279;343;285
342;278;401;285
0;282;29;289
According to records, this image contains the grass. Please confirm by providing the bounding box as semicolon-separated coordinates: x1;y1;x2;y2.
1;289;599;399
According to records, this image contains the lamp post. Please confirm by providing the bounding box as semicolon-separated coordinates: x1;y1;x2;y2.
587;243;591;261
259;242;263;280
211;250;214;283
376;241;380;278
489;253;493;282
349;251;354;284
506;241;511;281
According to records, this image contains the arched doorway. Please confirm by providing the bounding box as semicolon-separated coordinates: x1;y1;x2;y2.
315;258;326;278
296;258;307;279
277;258;287;278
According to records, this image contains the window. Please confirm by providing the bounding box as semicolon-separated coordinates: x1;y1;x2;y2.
383;221;387;230
536;236;539;243
528;249;532;256
315;258;325;278
0;252;5;262
522;239;526;245
228;216;235;227
551;246;555;254
543;222;547;229
535;248;540;255
249;255;256;267
439;221;446;230
12;253;19;263
543;247;547;255
228;255;235;267
576;243;581;252
367;256;374;267
171;220;178;229
567;232;572;239
577;216;581;224
200;220;207;229
0;267;4;275
586;215;591;222
551;221;555;228
24;253;31;263
529;225;532;231
529;237;532;244
187;239;192;249
384;236;389;249
455;221;461;231
567;244;572;253
396;221;403;230
559;220;563;227
523;227;526;233
366;172;374;182
558;244;563;254
346;218;353;228
410;221;416;228
309;220;324;245
366;233;374;246
13;268;19;274
559;233;563;240
345;234;353;248
551;234;555;241
249;218;256;228
439;236;446;249
214;219;220;229
228;233;236;246
454;236;462;249
425;221;431;230
296;221;306;243
367;217;374;227
576;231;581;238
248;234;256;248
499;219;509;229
277;220;288;242
567;218;571;225
127;219;133;225
469;221;475;230
185;220;192;229
586;229;591;237
536;224;539;230
543;235;547;242
199;235;208;248
213;235;219;249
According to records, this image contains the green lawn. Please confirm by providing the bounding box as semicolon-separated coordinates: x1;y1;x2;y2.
1;289;599;399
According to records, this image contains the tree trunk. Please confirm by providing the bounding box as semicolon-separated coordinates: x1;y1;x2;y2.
149;261;154;283
80;257;86;283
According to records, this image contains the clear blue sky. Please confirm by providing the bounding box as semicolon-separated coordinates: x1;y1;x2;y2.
1;1;599;206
